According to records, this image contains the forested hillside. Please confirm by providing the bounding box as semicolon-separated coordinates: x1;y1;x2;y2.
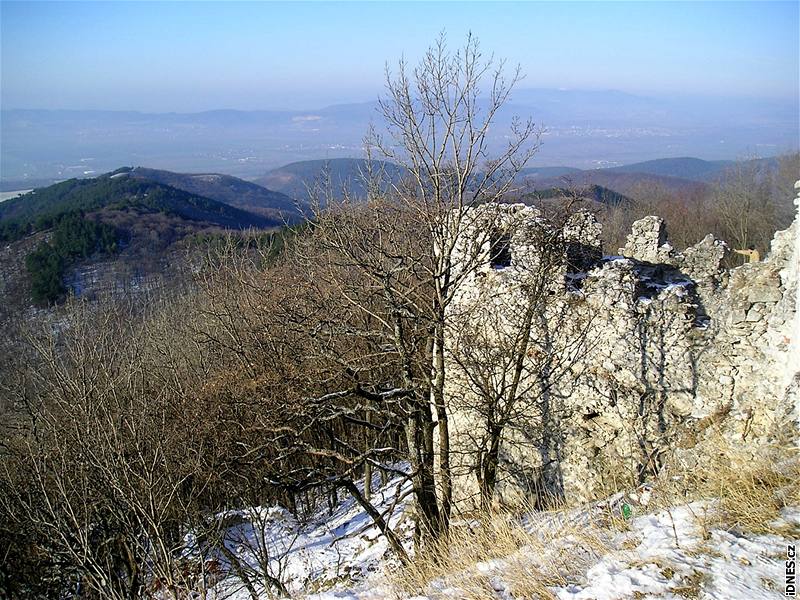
126;167;301;220
0;171;284;305
0;171;275;241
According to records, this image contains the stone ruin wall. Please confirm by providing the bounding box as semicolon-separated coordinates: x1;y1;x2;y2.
445;182;800;509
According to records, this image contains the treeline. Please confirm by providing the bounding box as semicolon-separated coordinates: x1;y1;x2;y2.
0;174;270;244
0;206;86;244
599;153;800;260
528;184;631;206
0;178;112;242
186;220;310;263
25;212;119;304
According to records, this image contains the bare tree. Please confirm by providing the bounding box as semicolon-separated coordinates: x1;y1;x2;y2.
191;229;416;560
196;32;544;550
351;32;541;533
710;158;774;260
0;296;226;599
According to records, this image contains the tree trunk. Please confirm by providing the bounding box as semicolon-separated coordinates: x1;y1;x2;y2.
363;462;373;503
405;409;442;539
431;324;452;530
479;425;502;511
343;480;410;564
364;410;373;503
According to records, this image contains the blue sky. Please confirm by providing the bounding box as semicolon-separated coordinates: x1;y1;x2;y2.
1;1;797;111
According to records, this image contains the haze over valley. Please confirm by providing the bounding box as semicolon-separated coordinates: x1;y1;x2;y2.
2;89;797;185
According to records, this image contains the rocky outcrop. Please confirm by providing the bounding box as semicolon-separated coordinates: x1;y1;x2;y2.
445;183;800;509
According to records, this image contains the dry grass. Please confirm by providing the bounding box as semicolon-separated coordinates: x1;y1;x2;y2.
670;569;708;599
388;505;614;599
388;434;798;598
650;432;800;536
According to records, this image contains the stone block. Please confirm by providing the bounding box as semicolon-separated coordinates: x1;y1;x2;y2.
747;286;782;303
729;309;748;324
746;305;764;322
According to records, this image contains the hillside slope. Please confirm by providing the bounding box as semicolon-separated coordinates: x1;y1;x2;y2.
192;464;798;599
0;171;284;306
0;170;279;239
126;166;300;221
256;158;407;201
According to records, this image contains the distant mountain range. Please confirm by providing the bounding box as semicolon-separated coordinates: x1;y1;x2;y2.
253;155;783;201
3;89;796;181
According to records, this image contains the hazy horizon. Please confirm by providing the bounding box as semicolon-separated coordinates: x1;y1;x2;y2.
1;1;798;182
2;85;798;114
2;1;798;113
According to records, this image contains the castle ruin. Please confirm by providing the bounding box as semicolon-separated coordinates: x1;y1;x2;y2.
444;182;800;509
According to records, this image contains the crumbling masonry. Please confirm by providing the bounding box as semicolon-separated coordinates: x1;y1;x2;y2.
445;182;800;508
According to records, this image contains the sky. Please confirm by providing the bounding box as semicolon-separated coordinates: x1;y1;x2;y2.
1;1;798;112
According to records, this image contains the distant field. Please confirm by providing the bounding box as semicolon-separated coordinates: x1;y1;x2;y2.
0;190;31;203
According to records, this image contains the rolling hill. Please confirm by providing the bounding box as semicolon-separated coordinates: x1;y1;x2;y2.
517;155;789;196
524;155;782;183
125;167;300;221
601;157;734;181
257;155;791;203
259;157;716;201
0;170;278;240
0;170;287;306
519;169;709;197
256;158;407;201
524;184;632;206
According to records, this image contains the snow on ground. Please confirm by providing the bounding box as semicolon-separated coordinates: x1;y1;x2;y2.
206;476;797;600
209;470;414;599
0;189;32;202
552;503;795;600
